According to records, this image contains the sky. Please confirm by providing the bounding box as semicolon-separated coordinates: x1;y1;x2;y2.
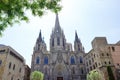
0;0;120;67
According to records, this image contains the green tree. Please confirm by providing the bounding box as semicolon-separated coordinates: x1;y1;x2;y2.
87;70;103;80
107;66;115;80
0;0;61;35
31;71;44;80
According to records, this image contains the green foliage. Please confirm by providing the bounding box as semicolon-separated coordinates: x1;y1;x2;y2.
87;70;103;80
107;66;115;80
31;71;44;80
0;0;61;35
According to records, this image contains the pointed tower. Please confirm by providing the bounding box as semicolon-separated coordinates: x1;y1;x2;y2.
50;14;66;51
74;31;84;52
34;30;47;52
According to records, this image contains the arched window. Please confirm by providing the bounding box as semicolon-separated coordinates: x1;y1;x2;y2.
52;39;54;47
78;45;80;51
70;56;75;64
13;64;15;70
57;37;60;46
80;56;83;63
9;62;11;69
36;57;40;64
44;56;48;64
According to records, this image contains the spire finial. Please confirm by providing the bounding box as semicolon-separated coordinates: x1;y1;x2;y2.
55;14;61;31
75;30;78;41
38;29;42;42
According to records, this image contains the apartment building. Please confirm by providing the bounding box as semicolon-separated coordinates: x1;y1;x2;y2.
84;37;116;80
0;44;25;80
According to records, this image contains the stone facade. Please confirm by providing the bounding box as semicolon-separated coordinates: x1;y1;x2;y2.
24;65;31;80
31;14;86;80
84;37;116;80
0;44;25;80
108;41;120;80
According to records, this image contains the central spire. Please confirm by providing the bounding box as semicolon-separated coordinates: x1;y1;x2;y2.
50;14;66;51
55;14;60;27
54;14;61;33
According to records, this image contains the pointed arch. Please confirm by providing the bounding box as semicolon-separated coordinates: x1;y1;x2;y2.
36;56;40;64
70;56;75;64
80;56;83;63
44;56;48;64
78;44;80;51
52;39;54;47
57;37;60;46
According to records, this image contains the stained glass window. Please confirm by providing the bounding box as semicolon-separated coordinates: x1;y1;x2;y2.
36;57;40;64
71;56;75;64
44;56;48;64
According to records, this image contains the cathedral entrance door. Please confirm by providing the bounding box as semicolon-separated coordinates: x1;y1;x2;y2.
57;77;63;80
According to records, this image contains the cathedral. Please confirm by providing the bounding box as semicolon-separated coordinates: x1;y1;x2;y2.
31;14;86;80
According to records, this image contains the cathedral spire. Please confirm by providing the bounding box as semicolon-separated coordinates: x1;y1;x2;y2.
75;30;80;43
50;14;66;51
75;31;79;41
74;30;83;52
38;30;42;42
54;14;61;33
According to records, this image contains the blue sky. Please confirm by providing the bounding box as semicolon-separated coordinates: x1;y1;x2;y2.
0;0;120;67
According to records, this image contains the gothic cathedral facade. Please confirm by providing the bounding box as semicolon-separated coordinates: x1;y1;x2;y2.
31;14;86;80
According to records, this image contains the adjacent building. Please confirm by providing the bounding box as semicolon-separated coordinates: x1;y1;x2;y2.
0;44;25;80
108;41;120;80
31;14;86;80
84;37;117;80
24;65;31;80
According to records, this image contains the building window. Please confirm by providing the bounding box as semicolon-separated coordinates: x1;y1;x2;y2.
104;61;107;65
102;53;104;56
94;54;95;58
0;61;1;65
89;60;91;65
80;56;83;63
93;65;95;69
92;58;94;62
44;56;48;64
78;45;80;51
107;53;109;56
95;62;97;67
13;64;15;70
9;62;12;69
57;37;60;46
70;56;75;64
0;50;5;53
36;57;40;64
52;39;54;47
19;68;21;73
38;44;40;50
112;47;115;51
90;66;92;70
109;61;111;64
117;63;119;66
